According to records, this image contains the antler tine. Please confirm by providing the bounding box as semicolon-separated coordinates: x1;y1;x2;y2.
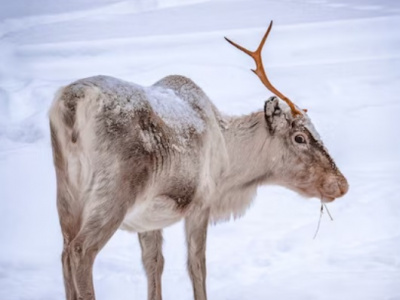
254;20;273;56
225;21;302;116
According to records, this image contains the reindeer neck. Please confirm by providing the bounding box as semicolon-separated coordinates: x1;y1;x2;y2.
209;111;278;222
221;110;277;190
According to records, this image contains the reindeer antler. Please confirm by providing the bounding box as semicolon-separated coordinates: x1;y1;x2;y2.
225;21;303;116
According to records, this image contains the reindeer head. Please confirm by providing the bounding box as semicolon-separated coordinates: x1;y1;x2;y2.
225;21;348;202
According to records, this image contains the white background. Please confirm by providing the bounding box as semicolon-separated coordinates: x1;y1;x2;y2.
0;0;399;299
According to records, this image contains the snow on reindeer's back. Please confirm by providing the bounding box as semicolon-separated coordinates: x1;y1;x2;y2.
83;75;205;135
145;85;205;134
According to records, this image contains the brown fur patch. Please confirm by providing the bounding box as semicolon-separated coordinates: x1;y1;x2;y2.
162;178;197;210
303;128;339;173
60;82;92;128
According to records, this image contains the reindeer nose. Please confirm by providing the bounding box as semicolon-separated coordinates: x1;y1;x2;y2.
322;176;349;199
338;176;349;196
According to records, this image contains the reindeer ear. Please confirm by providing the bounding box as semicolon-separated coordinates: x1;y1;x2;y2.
264;96;291;134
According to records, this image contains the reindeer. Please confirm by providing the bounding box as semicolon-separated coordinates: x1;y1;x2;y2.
49;21;348;300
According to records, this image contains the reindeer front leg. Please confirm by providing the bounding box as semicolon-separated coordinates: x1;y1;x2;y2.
138;230;164;300
185;209;210;300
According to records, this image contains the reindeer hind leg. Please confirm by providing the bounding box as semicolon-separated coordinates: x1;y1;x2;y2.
66;191;128;300
57;188;82;300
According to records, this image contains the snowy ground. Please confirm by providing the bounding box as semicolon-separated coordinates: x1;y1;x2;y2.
0;0;399;299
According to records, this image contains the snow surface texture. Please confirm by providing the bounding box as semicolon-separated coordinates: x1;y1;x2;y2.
0;0;399;299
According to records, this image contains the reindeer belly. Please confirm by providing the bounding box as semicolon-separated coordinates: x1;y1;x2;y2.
120;194;190;232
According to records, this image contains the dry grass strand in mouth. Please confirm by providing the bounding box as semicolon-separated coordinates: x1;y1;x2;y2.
323;203;333;221
313;201;334;239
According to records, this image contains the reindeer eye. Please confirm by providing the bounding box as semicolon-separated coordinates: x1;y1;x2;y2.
294;135;306;144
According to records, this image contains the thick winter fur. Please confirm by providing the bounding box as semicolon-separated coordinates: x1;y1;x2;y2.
49;75;348;300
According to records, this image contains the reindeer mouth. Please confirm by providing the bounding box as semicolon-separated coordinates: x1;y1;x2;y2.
288;185;338;203
321;196;335;203
297;188;336;203
318;189;337;203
